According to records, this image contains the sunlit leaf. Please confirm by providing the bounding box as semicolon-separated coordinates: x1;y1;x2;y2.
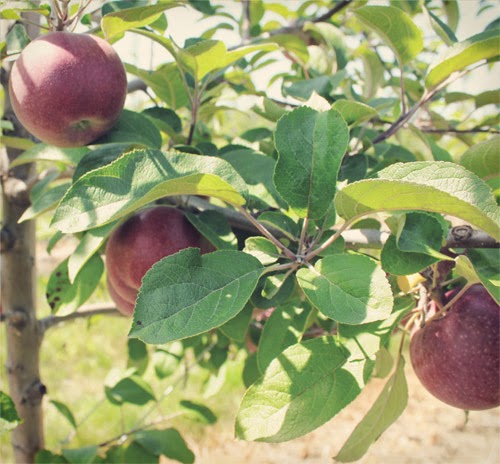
354;5;423;64
130;249;263;344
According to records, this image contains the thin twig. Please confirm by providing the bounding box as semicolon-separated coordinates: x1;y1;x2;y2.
38;303;121;334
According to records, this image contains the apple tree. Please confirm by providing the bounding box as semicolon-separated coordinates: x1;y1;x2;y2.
1;1;499;463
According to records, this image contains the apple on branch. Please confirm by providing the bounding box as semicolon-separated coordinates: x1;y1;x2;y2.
105;206;213;317
9;31;127;147
410;284;500;411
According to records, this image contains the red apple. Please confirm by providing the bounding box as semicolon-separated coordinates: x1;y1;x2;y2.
106;206;212;316
9;31;127;147
410;284;500;410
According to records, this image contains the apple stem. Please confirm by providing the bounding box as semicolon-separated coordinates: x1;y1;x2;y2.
428;283;474;323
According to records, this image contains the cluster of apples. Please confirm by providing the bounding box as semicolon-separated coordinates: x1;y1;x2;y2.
9;31;499;413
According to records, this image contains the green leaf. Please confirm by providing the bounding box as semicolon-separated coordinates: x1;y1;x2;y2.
335;161;500;238
273;106;349;219
46;254;104;314
396;212;449;259
50;400;77;430
19;181;70;223
6;23;30;55
35;450;67;464
0;390;21;432
134;428;195;464
105;374;156;406
257;302;312;372
219;303;253;342
93;110;162;148
101;2;180;40
9;144;89;167
127;339;149;376
354;5;423;64
355;43;385;99
423;6;457;46
130;249;263;344
222;149;285;209
381;235;438;276
466;249;500;304
177;39;277;81
335;358;408;462
152;347;181;379
425;29;500;89
236;336;372;442
297;253;393;325
125;62;189;109
459;136;500;180
68;222;116;283
180;400;217;424
331;100;379;126
185;210;237;250
51;149;247;233
73;143;138;182
61;446;97;464
243;237;281;265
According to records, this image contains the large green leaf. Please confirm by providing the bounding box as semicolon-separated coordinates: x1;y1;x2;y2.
101;2;180;40
273;106;349;219
129;249;263;344
236;336;373;442
51;149;247;233
335;161;500;238
297;253;393;325
353;5;423;65
425;29;500;89
335;358;408;462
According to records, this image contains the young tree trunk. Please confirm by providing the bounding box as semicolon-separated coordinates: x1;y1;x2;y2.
1;18;44;464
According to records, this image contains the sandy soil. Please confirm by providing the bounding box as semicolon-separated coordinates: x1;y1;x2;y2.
170;365;500;464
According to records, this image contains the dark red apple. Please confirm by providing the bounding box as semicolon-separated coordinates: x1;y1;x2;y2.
410;284;500;410
9;31;127;147
106;206;211;316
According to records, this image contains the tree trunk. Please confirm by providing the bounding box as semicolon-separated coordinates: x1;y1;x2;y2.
1;17;44;463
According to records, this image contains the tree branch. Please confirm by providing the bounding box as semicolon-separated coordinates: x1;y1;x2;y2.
170;196;500;250
38;303;121;334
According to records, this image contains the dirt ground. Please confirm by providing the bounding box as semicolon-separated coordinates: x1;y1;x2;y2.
178;367;500;464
